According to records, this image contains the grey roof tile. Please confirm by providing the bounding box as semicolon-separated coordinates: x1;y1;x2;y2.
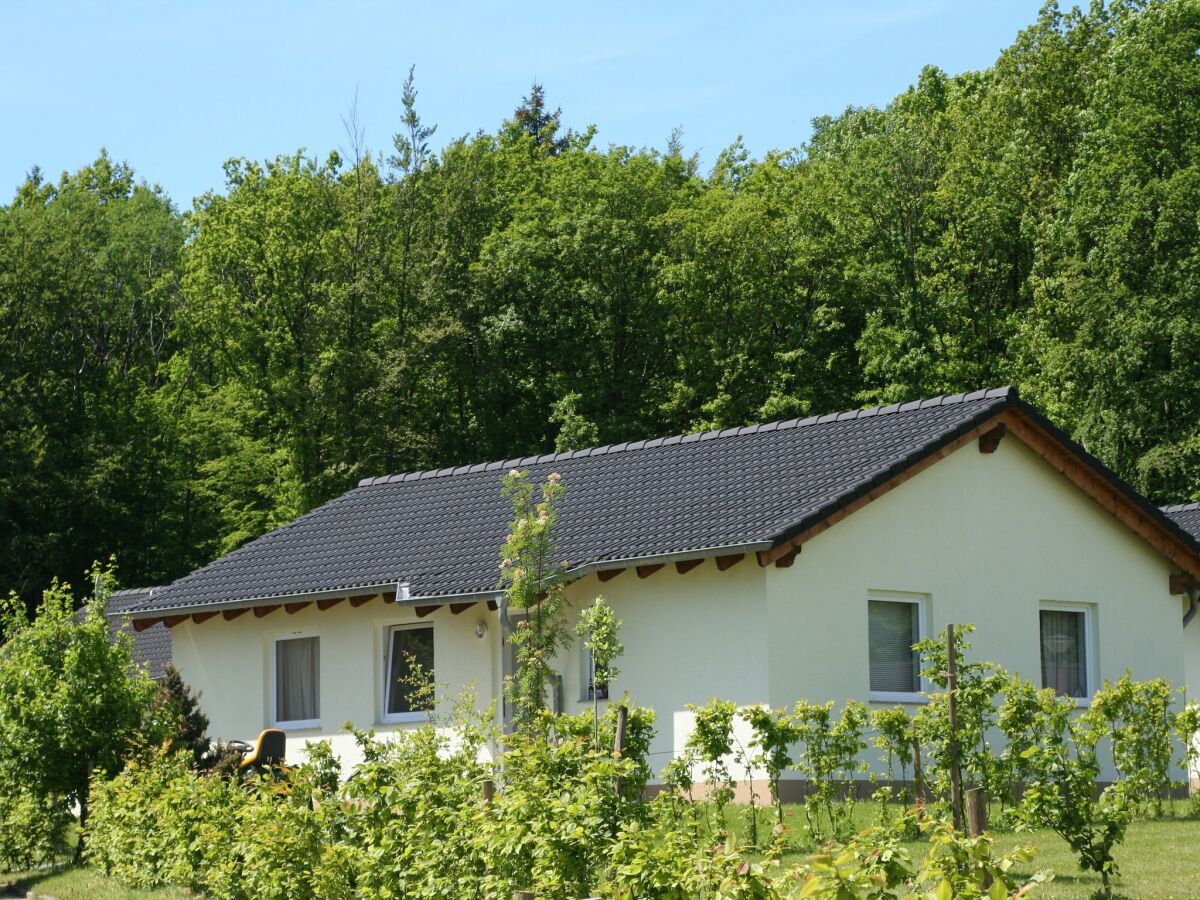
105;588;171;678
142;386;1170;615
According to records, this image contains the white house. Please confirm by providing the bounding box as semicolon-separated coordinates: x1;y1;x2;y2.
127;387;1200;788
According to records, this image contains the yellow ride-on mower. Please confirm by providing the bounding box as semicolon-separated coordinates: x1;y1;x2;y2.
226;728;287;777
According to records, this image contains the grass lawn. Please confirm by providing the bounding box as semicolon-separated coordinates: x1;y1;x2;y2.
722;801;1200;898
0;866;189;900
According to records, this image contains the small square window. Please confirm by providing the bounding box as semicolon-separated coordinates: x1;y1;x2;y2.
385;625;435;721
1040;607;1090;698
273;635;320;728
868;595;924;698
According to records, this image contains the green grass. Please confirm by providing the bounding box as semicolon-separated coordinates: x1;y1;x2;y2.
0;865;189;900
713;801;1200;898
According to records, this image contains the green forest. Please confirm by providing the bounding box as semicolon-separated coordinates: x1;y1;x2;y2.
2;0;1198;602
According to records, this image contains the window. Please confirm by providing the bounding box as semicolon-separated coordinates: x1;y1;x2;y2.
868;593;925;699
273;635;320;728
384;624;434;721
580;646;609;702
1040;605;1091;699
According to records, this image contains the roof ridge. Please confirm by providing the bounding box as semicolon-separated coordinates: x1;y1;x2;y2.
357;386;1019;487
1162;501;1200;513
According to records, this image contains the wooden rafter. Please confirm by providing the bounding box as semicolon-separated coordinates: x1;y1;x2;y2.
979;423;1007;454
675;558;704;575
285;602;310;614
597;568;624;582
486;600;498;611
253;604;280;618
450;602;476;614
381;591;397;603
222;608;247;621
759;547;798;568
415;605;438;618
316;597;344;611
636;563;663;579
132;618;158;632
162;615;187;628
715;553;744;571
191;611;218;624
349;596;373;607
1170;573;1198;595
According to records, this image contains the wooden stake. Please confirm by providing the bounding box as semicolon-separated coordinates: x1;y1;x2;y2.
911;734;927;813
947;624;963;832
966;787;987;837
482;779;494;802
614;704;628;796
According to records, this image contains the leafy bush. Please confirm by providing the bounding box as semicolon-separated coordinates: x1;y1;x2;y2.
1089;672;1176;815
0;787;71;871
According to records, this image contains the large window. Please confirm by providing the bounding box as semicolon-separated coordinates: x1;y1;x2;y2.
272;635;320;728
1040;605;1091;699
868;593;925;699
385;625;435;721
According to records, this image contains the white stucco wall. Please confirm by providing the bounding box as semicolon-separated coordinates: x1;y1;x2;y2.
171;599;500;769
172;432;1188;782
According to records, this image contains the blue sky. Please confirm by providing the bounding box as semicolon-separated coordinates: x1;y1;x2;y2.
2;1;1045;208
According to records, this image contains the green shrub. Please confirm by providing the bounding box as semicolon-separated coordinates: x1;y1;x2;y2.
0;787;71;871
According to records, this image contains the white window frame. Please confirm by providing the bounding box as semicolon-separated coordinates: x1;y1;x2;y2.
382;623;435;724
270;632;321;731
1039;601;1097;706
868;591;930;704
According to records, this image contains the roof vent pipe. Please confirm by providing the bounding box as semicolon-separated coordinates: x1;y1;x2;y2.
1185;586;1199;628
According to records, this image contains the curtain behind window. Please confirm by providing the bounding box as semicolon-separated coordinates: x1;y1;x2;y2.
387;627;435;715
1040;609;1086;697
869;600;919;693
276;636;319;723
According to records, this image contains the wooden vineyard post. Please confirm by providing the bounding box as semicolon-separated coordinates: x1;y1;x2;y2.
911;734;927;815
482;778;494;802
614;703;628;796
947;624;963;832
966;786;987;837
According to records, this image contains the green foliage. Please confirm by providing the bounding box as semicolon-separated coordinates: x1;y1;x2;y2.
792;699;869;841
499;469;572;730
745;705;803;829
9;3;1200;607
0;564;156;856
1004;678;1132;895
0;787;72;872
686;698;739;836
1089;672;1176;815
150;663;211;767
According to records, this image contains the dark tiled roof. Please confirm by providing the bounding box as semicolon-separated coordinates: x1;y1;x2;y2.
136;387;1032;614
107;588;171;678
1163;502;1200;542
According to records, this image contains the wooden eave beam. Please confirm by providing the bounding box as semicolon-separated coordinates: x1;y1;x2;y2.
381;591;397;603
285;601;311;614
715;553;744;571
636;563;663;579
222;608;247;621
1170;573;1198;595
597;568;624;582
450;602;477;615
162;615;188;628
191;611;218;624
486;599;498;611
253;604;280;618
316;597;344;611
132;618;158;632
675;558;704;575
978;422;1007;454
349;596;373;607
415;605;438;618
759;547;799;568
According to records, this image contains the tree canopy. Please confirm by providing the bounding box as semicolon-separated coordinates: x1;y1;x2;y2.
2;0;1199;602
